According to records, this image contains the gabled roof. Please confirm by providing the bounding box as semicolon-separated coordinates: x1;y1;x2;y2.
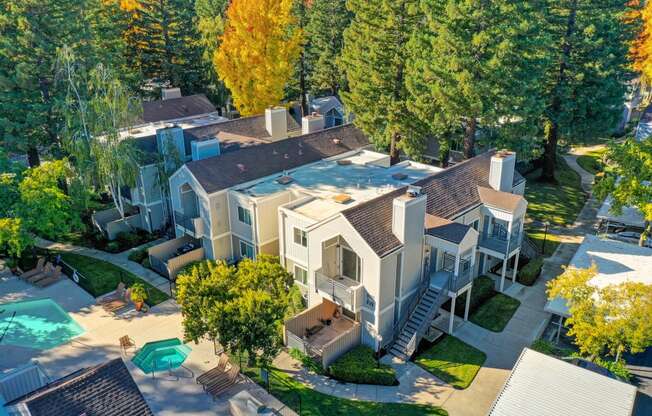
310;96;344;116
342;150;525;257
185;124;370;194
142;94;216;123
425;214;473;244
489;348;637;416
477;186;526;213
6;358;152;416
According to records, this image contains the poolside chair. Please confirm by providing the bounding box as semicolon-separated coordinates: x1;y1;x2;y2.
33;266;62;288
197;354;230;389
19;258;45;280
102;298;129;313
26;263;53;284
119;335;136;354
206;365;241;400
98;282;126;305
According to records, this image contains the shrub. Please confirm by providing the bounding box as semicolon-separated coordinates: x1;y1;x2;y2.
517;257;543;286
530;339;575;357
106;241;120;252
443;275;495;317
128;248;148;264
141;257;151;269
116;231;140;248
328;346;397;386
289;348;325;375
593;357;631;381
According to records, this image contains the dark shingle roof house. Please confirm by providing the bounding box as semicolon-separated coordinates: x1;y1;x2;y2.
142;93;217;123
342;150;525;256
5;359;153;416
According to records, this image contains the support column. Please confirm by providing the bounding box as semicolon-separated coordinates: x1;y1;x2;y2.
499;259;507;292
449;295;456;334
464;286;472;321
512;252;520;283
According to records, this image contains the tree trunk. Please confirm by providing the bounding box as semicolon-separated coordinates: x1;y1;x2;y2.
463;118;477;159
26;146;40;168
540;118;559;183
641;220;650;247
389;131;400;165
300;52;309;116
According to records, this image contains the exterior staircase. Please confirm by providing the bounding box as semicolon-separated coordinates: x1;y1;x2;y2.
389;278;451;361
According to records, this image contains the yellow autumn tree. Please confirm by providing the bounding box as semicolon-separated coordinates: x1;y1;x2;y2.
214;0;303;116
631;0;652;82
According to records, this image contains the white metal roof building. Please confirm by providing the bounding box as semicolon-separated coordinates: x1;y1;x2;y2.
597;196;646;229
489;348;638;416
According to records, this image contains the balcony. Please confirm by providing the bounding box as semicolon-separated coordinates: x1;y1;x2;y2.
174;210;204;238
148;236;204;279
479;230;521;257
315;269;364;312
430;254;473;294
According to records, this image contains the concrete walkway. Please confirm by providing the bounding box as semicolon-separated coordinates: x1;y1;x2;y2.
35;237;172;295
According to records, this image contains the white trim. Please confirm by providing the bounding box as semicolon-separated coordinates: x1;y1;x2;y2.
258;237;279;247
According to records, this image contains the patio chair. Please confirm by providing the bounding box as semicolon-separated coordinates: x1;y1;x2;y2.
205;365;241;400
26;263;53;283
98;282;126;305
102;298;129;313
197;354;230;388
119;335;136;354
19;258;45;280
33;266;62;288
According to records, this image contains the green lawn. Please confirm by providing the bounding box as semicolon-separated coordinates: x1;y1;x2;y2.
59;252;169;306
470;293;521;332
414;336;486;389
244;365;447;415
576;148;607;175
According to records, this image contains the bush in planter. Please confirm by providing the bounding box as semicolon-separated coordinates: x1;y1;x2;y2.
130;282;148;310
328;346;397;386
517;257;543;286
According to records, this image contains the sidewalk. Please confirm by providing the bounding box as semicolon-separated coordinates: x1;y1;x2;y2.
35;237;172;295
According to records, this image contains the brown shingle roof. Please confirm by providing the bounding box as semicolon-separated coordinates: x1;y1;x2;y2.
425;214;472;244
8;358;152;416
186;124;370;194
142;94;216;123
343;150;524;256
477;186;526;212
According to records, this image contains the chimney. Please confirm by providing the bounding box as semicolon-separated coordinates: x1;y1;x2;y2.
489;150;516;192
392;186;427;244
301;113;325;135
191;138;221;161
161;87;182;100
265;107;288;141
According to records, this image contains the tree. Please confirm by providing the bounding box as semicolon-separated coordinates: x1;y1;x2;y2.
537;0;633;182
631;0;652;83
0;218;32;260
305;0;351;96
176;255;295;366
17;159;84;240
214;0;303;116
548;264;652;360
594;137;652;245
406;0;547;159
340;0;426;163
195;0;230;106
288;0;310;116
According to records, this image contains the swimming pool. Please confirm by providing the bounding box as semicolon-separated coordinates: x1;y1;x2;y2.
132;338;192;374
0;298;85;350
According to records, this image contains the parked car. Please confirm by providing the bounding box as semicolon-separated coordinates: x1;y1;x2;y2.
606;231;652;247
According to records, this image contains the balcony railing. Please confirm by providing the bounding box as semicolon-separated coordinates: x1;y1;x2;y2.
479;231;521;256
315;271;362;311
174;210;204;237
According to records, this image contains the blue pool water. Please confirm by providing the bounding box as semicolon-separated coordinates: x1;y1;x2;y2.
132;338;191;374
0;298;85;350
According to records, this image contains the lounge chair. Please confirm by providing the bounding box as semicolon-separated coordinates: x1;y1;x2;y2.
197;354;230;388
33;266;62;287
26;263;53;283
119;335;136;354
98;282;126;305
19;258;45;280
102;298;128;313
205;365;241;400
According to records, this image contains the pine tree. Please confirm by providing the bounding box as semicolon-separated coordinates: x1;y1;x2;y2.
214;0;303;116
195;0;229;106
406;0;547;160
306;0;351;97
538;0;633;181
340;0;426;163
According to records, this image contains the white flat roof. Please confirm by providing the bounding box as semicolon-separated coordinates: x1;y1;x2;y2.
238;150;441;221
118;112;228;140
545;234;652;317
597;196;646;228
489;348;637;416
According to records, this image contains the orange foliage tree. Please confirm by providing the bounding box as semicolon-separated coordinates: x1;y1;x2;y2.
214;0;303;116
632;0;652;81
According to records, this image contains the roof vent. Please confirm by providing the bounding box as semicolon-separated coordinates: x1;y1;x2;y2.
332;193;352;204
276;175;294;185
392;172;408;180
332;138;342;145
237;163;246;172
284;153;289;159
406;185;422;198
337;159;352;166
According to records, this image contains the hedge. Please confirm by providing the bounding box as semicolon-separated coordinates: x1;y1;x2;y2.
328;346;397;386
443;275;495;318
517;257;544;286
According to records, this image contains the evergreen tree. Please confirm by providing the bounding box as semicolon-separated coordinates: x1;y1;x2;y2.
195;0;229;106
406;0;547;160
340;0;426;163
538;0;633;181
306;0;351;96
123;0;205;96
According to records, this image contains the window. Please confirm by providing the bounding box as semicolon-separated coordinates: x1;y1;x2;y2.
293;227;307;247
341;246;360;282
394;252;402;298
237;206;251;225
471;219;479;231
239;241;254;259
294;265;308;285
365;293;376;309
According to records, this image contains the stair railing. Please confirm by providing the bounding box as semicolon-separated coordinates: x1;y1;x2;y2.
387;271;431;350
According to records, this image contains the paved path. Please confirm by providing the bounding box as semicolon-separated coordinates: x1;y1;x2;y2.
35;237;172;295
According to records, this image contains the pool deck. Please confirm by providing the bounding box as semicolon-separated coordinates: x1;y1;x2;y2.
0;273;287;415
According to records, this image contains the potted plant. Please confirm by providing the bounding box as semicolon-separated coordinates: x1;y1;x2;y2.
130;283;148;311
